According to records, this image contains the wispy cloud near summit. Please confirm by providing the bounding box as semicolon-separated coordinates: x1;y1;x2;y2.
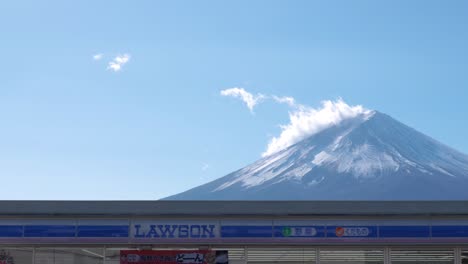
262;98;372;157
220;87;371;157
220;87;265;112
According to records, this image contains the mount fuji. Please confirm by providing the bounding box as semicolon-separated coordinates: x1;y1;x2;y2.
166;111;468;200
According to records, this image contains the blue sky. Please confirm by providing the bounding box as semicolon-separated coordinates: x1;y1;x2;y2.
1;0;468;199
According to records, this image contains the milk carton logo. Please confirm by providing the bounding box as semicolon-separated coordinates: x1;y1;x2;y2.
335;226;370;237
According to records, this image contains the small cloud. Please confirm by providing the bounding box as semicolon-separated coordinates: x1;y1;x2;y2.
201;163;210;171
93;53;103;61
272;95;297;107
107;54;131;72
220;87;264;113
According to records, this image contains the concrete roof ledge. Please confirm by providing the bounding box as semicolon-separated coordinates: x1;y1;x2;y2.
0;201;468;217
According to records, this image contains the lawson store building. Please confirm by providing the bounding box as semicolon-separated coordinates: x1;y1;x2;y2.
1;201;468;264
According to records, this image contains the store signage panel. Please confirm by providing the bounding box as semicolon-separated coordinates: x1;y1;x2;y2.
131;221;219;239
326;226;378;238
273;226;325;238
5;219;468;242
273;221;326;238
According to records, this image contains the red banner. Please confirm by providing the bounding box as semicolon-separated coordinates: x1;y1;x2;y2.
120;250;228;264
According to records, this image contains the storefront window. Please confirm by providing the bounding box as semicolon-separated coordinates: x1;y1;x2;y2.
35;248;104;264
213;248;246;264
390;249;454;264
246;248;316;263
319;249;384;264
0;246;464;264
462;250;468;264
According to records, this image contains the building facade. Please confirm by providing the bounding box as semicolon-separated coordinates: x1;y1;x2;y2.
1;201;468;264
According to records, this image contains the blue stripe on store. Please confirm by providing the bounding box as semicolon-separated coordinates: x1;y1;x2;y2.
221;226;273;237
0;225;23;237
24;225;76;237
379;226;430;238
77;225;129;237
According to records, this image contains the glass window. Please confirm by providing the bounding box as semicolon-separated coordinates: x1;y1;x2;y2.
35;248;104;264
212;248;246;264
246;248;316;263
462;250;468;264
319;249;384;264
391;249;454;264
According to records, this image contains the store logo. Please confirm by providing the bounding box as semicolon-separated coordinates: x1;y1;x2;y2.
282;226;317;237
335;227;345;237
335;226;370;237
0;250;14;264
134;224;216;238
282;227;292;237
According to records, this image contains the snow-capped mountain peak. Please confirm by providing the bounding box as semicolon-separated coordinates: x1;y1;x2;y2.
165;111;468;200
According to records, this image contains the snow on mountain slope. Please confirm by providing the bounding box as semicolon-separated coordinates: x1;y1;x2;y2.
165;111;468;200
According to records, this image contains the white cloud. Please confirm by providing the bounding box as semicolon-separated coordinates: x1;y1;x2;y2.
220;87;265;112
272;95;297;107
93;53;103;61
107;54;131;72
219;87;372;157
262;98;372;157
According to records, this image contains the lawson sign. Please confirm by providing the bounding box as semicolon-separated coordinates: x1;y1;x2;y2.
6;219;468;244
131;221;219;239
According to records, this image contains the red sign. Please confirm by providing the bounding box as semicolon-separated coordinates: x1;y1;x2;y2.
120;250;225;264
335;227;344;237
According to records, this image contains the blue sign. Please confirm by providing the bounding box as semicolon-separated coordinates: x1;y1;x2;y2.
5;219;468;242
